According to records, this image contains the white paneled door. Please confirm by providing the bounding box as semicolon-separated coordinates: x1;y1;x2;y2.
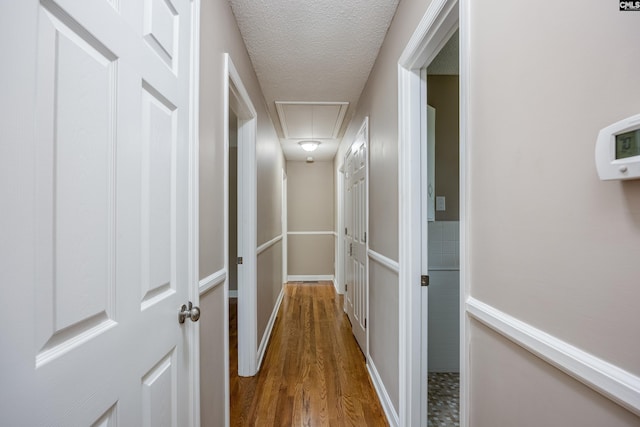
1;0;197;425
344;119;368;354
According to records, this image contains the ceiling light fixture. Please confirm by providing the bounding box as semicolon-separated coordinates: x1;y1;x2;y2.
299;140;321;152
298;107;322;153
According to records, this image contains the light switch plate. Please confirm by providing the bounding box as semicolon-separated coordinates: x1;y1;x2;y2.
436;196;446;211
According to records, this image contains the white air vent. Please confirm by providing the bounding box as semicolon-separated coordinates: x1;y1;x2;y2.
275;101;349;140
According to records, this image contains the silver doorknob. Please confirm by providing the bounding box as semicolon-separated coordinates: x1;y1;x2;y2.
178;301;200;324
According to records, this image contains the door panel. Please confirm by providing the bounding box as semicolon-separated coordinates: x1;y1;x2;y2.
2;0;195;424
143;0;179;71
141;349;178;427
344;119;368;353
35;3;118;362
141;81;176;308
344;156;353;318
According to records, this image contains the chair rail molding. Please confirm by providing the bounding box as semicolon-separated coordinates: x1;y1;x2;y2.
198;268;227;295
467;297;640;417
368;249;399;274
257;234;282;255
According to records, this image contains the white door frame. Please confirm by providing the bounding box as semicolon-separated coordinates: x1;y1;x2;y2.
282;168;288;284
224;54;259;377
397;0;466;425
188;1;202;424
336;165;345;295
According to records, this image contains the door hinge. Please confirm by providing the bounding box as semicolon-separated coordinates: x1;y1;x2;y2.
421;275;429;287
345;283;348;292
364;318;367;328
345;227;348;235
237;257;243;265
364;232;367;243
349;243;353;256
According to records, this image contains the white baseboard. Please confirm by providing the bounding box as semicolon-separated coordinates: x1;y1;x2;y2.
367;358;399;427
228;289;238;298
467;297;640;417
287;275;334;282
332;277;343;294
256;286;285;370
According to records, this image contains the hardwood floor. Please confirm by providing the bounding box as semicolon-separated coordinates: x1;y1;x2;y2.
230;282;388;426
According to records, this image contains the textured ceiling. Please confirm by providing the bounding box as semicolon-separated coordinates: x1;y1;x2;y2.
229;0;399;161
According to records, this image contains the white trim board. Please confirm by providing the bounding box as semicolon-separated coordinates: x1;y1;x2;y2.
335;166;345;296
199;269;226;295
458;0;470;424
282;169;288;285
257;234;282;255
256;287;285;370
368;249;399;274
467;297;640;418
368;359;400;427
188;3;202;424
287;275;334;282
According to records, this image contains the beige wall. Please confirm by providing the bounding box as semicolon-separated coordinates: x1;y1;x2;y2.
470;321;640;426
287;160;335;277
257;240;284;340
256;112;285;246
428;75;459;221
335;0;433;415
198;0;284;424
255;83;285;360
468;0;640;424
199;286;226;427
288;234;335;276
287;161;334;232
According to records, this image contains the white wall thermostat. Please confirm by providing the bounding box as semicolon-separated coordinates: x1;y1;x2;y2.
596;113;640;180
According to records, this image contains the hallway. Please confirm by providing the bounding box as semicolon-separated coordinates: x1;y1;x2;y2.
229;282;388;426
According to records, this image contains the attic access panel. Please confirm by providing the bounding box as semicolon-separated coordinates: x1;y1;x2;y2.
276;101;349;140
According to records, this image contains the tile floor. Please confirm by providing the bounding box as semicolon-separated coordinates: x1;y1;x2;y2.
428;372;460;427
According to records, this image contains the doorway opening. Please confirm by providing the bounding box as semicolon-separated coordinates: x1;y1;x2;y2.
397;0;464;425
224;54;258;378
423;30;460;427
229;109;239;301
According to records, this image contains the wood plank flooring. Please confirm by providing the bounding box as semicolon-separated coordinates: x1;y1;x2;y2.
230;282;388;426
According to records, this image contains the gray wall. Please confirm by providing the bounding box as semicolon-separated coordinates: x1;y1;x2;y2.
335;0;434;414
198;0;284;424
428;221;460;372
467;0;640;424
287;160;335;277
